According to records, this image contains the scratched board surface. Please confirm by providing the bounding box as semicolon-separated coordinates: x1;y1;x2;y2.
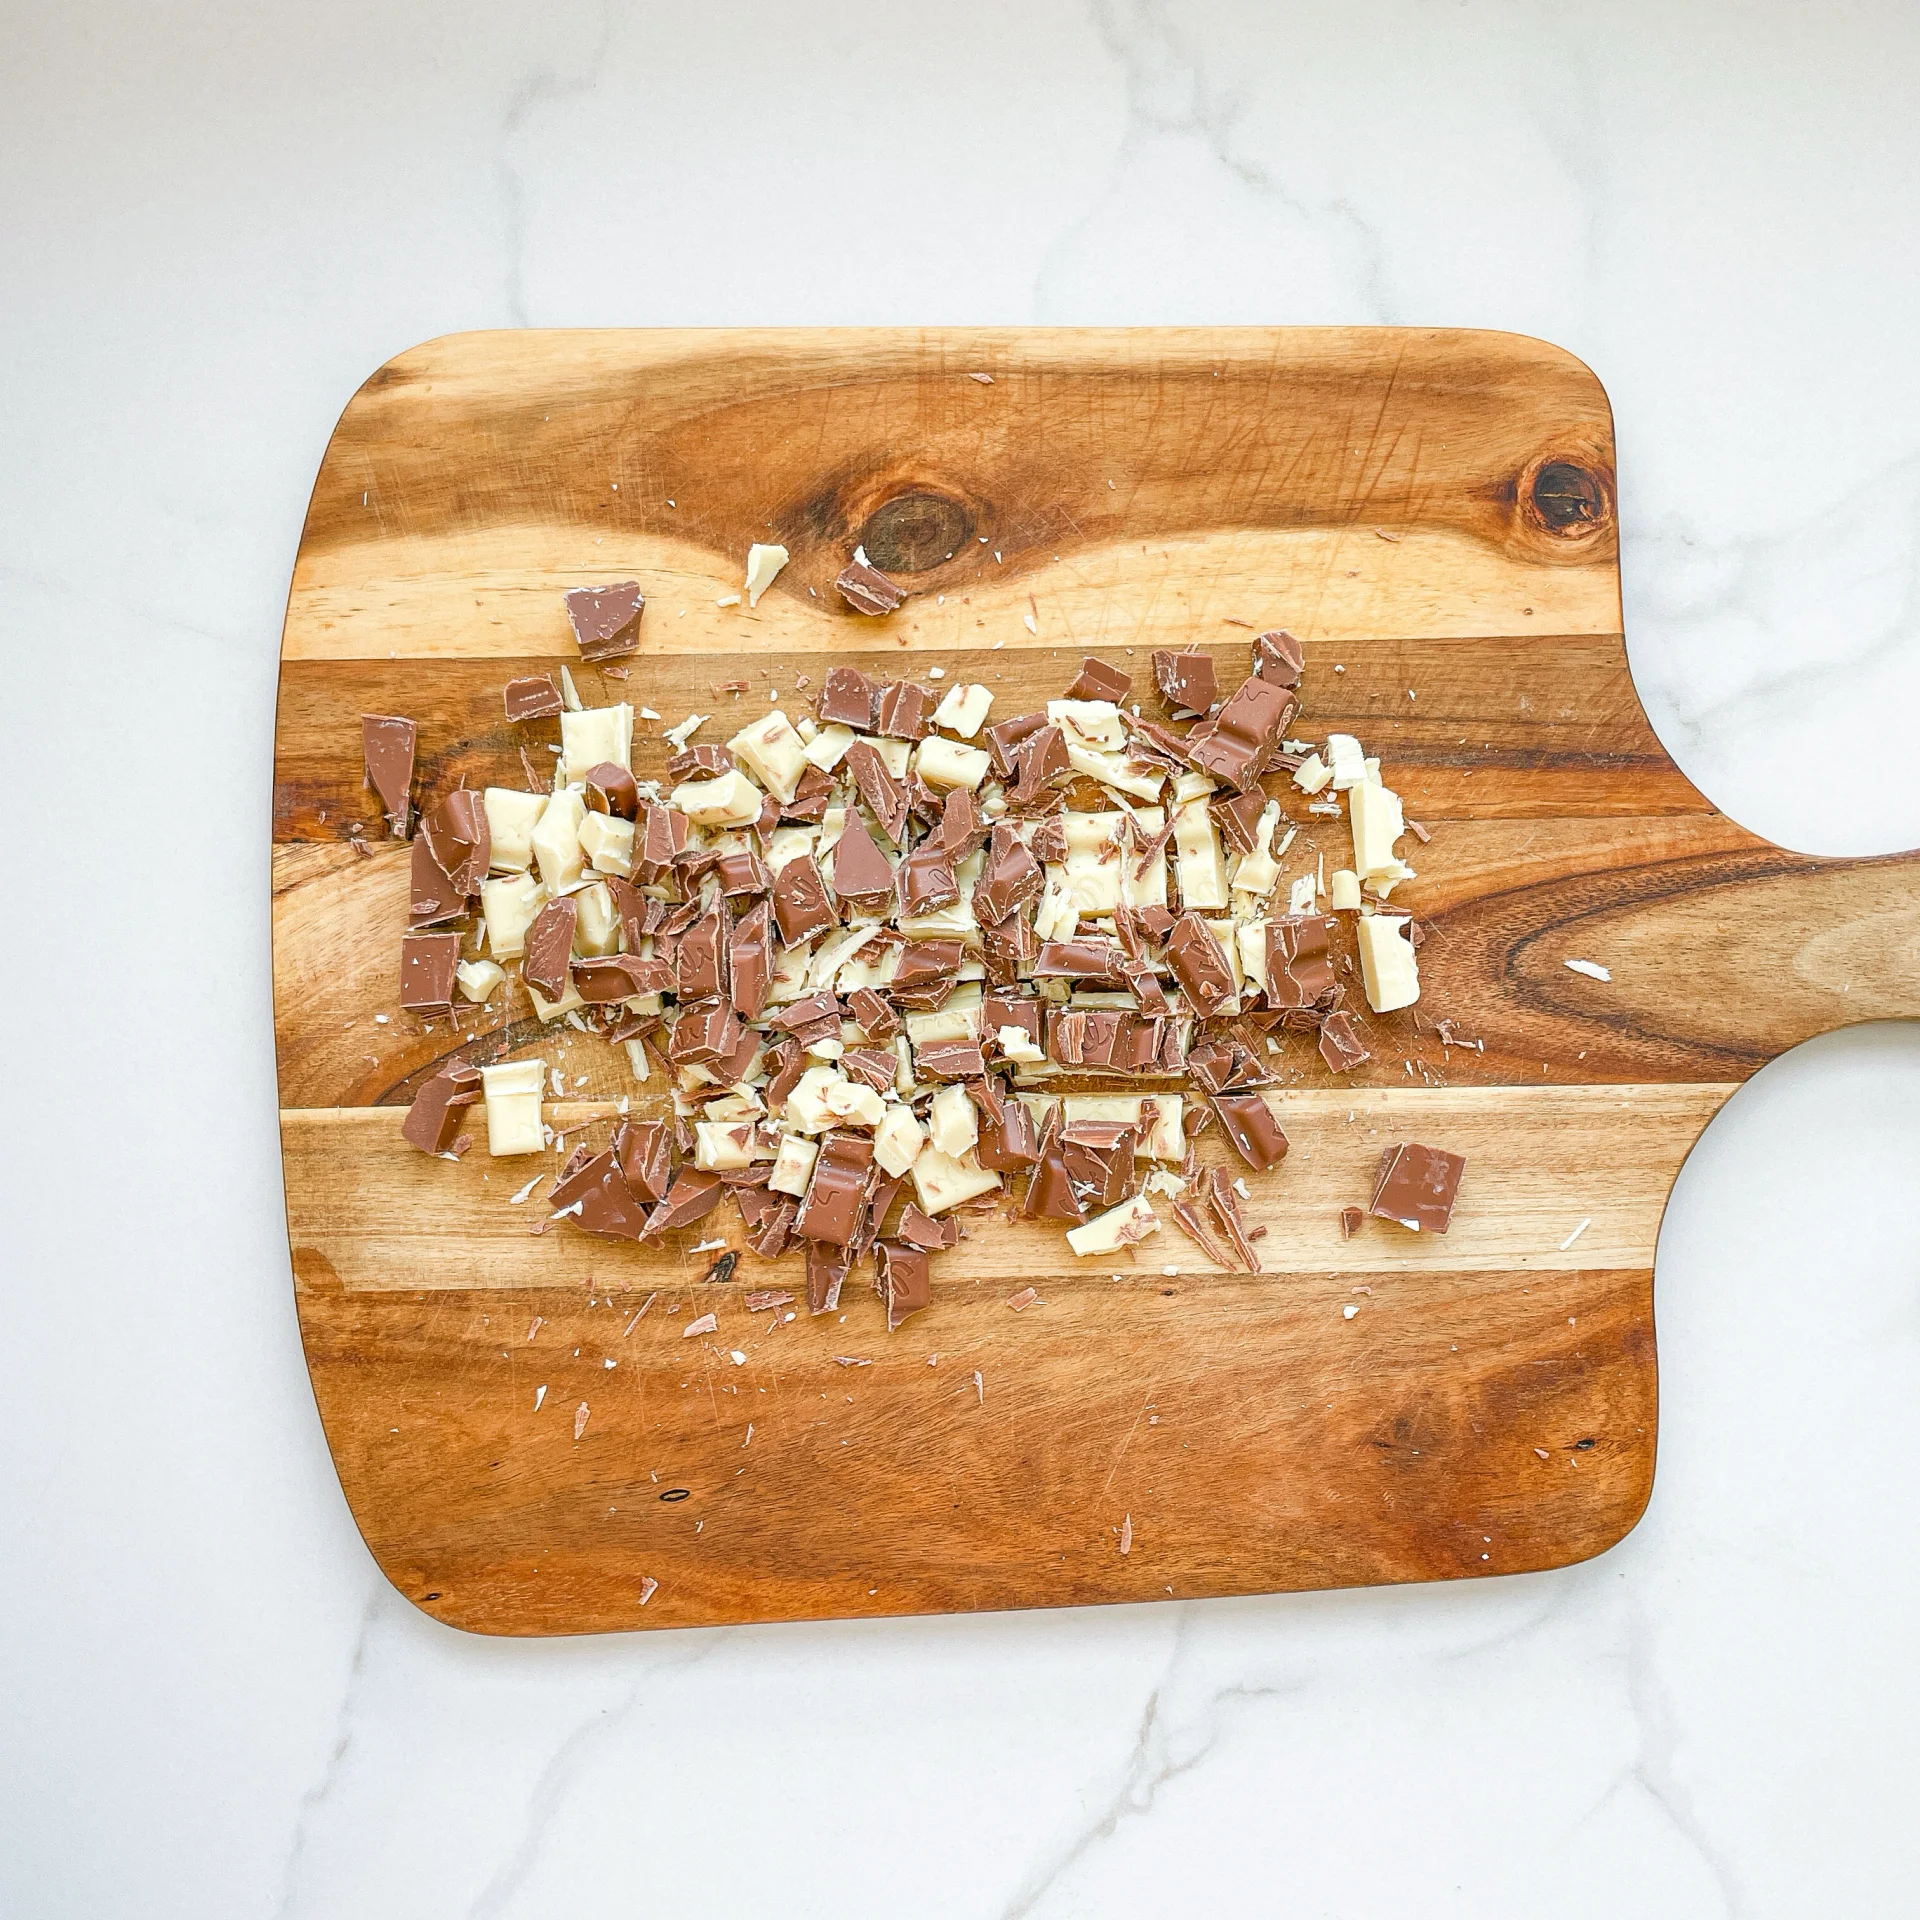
272;328;1920;1634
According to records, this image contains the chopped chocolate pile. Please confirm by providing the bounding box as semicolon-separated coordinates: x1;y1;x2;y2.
381;565;1455;1328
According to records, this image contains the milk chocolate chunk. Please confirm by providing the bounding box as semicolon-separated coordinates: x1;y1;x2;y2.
898;846;959;915
844;738;910;844
817;664;877;729
713;847;769;896
780;764;835;824
938;786;989;861
853;1170;903;1263
503;674;565;721
766;989;841;1035
1034;938;1123;984
1317;1011;1370;1073
1368;1142;1466;1234
1265;914;1336;1009
614;1119;673;1201
984;710;1048;778
564;580;645;660
1185;675;1293;790
1165;913;1234;1016
1008;724;1069;805
1204;1167;1260;1271
796;1132;876;1246
570;1153;652;1240
1340;1204;1365;1241
846;986;901;1040
893;940;965;992
974;823;1042;925
574;953;672;1002
878;1242;933;1331
1151;649;1217;714
641;1167;723;1239
764;1037;808;1114
831;807;895;904
874;680;931;740
896;1203;955;1252
408;836;468;927
519;898;577;1001
1064;656;1131;702
729;900;773;1019
806;1241;852;1314
915;1040;987;1080
1211;1092;1289;1172
669;996;741;1066
638;804;690;874
400;1066;481;1153
360;714;417;833
1113;958;1168;1019
1129;718;1195;768
836;556;906;616
976;1091;1041;1171
747;1197;799;1260
674;903;729;1001
772;855;836;944
1061;1122;1136;1213
1216;787;1270;857
421;788;491;895
981;988;1043;1052
980;914;1037;987
1252;627;1305;688
582;762;639;820
1022;1111;1086;1222
840;1047;899;1093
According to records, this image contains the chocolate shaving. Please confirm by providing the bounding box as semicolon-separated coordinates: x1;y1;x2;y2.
1204;1168;1260;1271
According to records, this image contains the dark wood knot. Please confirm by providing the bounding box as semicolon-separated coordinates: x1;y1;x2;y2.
1530;462;1607;532
857;491;973;573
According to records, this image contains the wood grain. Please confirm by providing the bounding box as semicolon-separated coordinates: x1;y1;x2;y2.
273;327;1920;1635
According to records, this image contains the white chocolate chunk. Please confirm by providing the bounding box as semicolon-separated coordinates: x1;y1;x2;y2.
1229;800;1285;898
869;736;912;778
764;825;820;873
571;880;620;956
623;1037;651;1081
527;975;584;1022
1065;1193;1160;1256
1288;873;1317;914
455;958;506;1003
996;1024;1045;1064
1033;877;1080;943
1056;1095;1184;1161
1292;753;1332;795
727;710;808;803
557;664;583;712
1356;914;1420;1013
1047;698;1126;751
671;768;765;827
558;705;634;786
1235;919;1268;996
803;724;856;773
767;1131;820;1195
1172;769;1216;803
872;1101;926;1178
928;1083;979;1158
662;713;706;750
915;735;992;792
743;542;789;607
784;1065;848;1133
822;1078;887;1128
1173;797;1228;912
694;1121;755;1170
766;940;814;1004
479;873;547;959
483;788;548;871
1349;778;1405;881
905;985;982;1048
810;923;886;989
1329;868;1362;910
1366;861;1416;898
910;1148;1002;1215
481;1059;545;1157
577;811;635;876
1326;732;1368;790
932;682;994;737
1057;809;1167;913
530;788;587;890
1064;740;1164;802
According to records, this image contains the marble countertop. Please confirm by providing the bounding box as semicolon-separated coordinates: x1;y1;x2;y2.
6;3;1919;1914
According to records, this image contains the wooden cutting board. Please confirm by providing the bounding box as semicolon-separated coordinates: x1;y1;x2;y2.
274;327;1920;1636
